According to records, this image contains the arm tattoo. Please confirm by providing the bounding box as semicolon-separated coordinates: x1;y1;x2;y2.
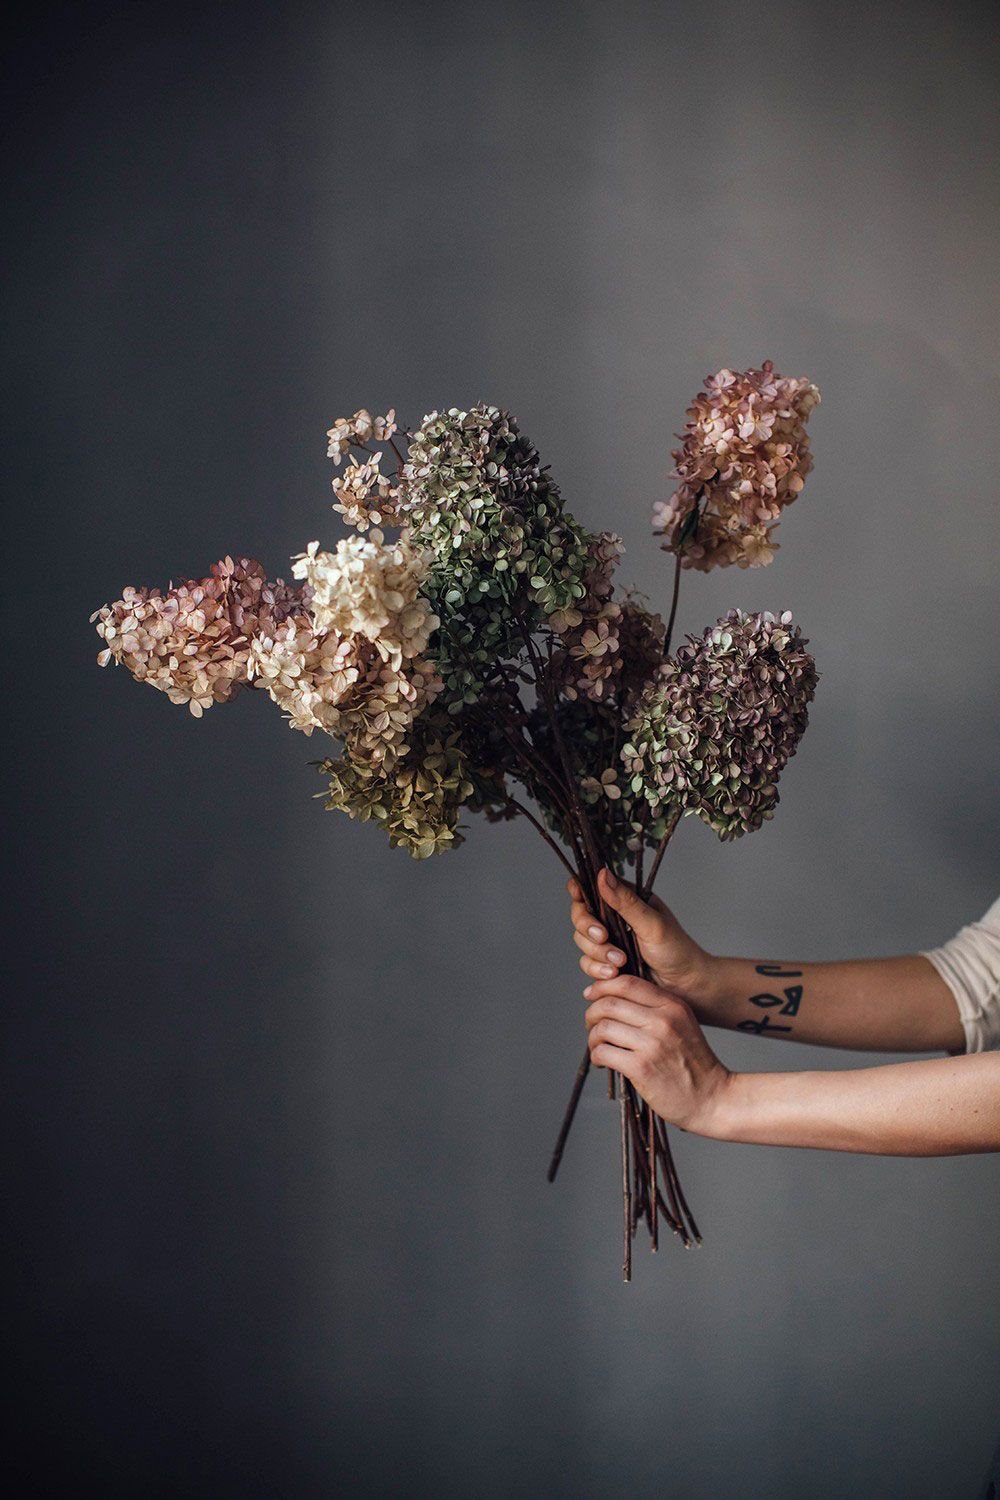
736;964;804;1037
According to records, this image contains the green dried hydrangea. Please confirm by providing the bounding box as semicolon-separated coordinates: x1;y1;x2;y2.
319;715;477;859
400;405;597;701
623;609;817;841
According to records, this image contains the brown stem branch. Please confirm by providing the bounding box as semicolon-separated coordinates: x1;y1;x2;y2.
664;549;683;656
505;798;577;880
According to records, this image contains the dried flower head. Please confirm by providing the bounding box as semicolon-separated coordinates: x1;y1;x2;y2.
292;531;438;671
400;405;600;700
653;363;820;572
320;713;475;858
623;609;817;840
249;614;363;735
326;409;397;464
92;557;303;716
332;456;401;532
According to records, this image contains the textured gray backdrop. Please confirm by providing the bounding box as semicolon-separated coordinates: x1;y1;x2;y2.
4;2;999;1496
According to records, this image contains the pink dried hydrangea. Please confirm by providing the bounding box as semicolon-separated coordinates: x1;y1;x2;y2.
653;363;820;572
92;557;303;716
548;534;666;704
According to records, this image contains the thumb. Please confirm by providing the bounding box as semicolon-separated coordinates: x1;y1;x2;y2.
598;868;664;942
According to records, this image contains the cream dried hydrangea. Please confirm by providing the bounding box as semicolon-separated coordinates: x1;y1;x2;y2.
333;655;442;771
293;531;439;671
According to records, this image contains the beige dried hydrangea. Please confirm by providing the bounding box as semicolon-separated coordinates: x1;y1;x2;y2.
333;655;442;770
293;531;438;671
249;615;362;735
331;457;400;531
326;408;397;464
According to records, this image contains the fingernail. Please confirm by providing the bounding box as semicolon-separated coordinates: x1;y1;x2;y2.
607;949;626;966
604;869;618;889
583;985;593;998
597;964;615;978
588;925;604;940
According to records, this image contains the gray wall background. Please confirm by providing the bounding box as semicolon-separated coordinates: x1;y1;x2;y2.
4;2;999;1496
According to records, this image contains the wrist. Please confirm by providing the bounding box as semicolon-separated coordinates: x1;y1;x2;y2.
695;1068;752;1141
684;952;730;1023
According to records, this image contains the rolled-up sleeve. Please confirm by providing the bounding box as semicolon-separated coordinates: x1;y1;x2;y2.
921;897;1000;1053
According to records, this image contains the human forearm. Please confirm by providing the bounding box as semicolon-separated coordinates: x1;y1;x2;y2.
692;954;965;1054
703;1052;1000;1155
569;872;967;1055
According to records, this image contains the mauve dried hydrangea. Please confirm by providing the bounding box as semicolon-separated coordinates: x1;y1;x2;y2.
623;609;817;840
92;557;303;716
653;363;820;572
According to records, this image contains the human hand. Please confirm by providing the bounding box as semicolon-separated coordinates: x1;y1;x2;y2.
567;867;716;1014
584;973;732;1135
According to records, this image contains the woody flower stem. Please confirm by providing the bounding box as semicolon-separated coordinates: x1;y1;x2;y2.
517;617;636;1276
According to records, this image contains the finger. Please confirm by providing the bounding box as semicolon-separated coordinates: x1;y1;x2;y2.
582;974;664;1007
591;1041;639;1074
585;996;659;1030
570;901;606;945
572;929;626;966
580;954;619;980
588;1017;645;1051
597;868;666;943
566;877;584;902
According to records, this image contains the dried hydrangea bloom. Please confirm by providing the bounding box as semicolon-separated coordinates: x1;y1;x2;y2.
581;767;622;803
326;408;397;464
92;557;303;716
249;615;363;734
615;597;668;704
623;609;817;840
653;363;820;572
553;584;666;707
320;715;475;858
332;456;401;531
293;531;438;671
401;405;596;697
333;654;442;771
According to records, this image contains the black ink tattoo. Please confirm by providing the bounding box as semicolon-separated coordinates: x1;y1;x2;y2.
741;965;805;1035
737;1014;793;1036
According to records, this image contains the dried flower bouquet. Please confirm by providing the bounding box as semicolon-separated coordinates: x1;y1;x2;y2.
93;363;820;1279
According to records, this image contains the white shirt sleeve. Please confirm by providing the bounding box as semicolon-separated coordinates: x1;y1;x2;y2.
921;896;1000;1054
